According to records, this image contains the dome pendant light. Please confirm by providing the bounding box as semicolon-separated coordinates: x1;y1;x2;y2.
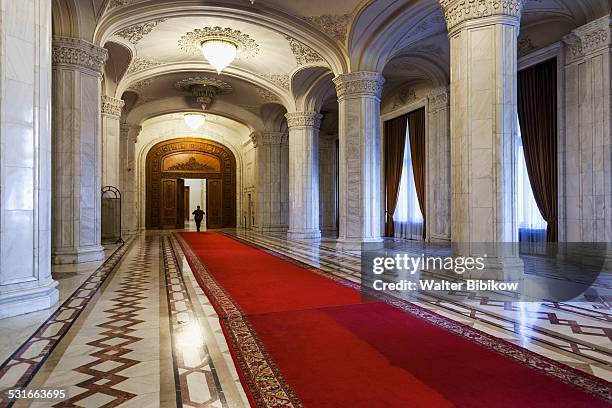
200;39;237;74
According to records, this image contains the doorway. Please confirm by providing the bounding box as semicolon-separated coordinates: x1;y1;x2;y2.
184;179;208;229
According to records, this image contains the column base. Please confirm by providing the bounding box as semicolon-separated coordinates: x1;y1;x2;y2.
288;229;321;239
52;245;105;264
0;280;59;319
337;237;384;251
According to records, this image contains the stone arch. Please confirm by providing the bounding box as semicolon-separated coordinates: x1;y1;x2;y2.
145;138;237;229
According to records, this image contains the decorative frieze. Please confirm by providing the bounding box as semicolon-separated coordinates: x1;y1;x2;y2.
101;96;125;117
391;87;418;110
126;57;161;74
52;37;108;75
285;112;323;129
286;37;324;65
115;19;166;45
438;0;525;34
428;86;450;112
302;14;350;43
563;16;611;63
332;72;385;100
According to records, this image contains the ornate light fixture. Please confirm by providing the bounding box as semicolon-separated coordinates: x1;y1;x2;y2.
184;113;206;130
200;39;237;74
179;27;259;76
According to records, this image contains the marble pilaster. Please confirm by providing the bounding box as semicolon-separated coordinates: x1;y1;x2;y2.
52;36;108;264
285;112;322;239
332;72;385;248
101;96;124;188
427;86;451;241
319;132;338;235
0;0;59;318
120;123;141;235
440;0;525;278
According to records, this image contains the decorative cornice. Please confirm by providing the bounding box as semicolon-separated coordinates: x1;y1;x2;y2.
285;112;322;129
101;96;125;117
286;36;324;65
332;72;385;99
563;16;611;63
178;26;259;58
115;19;166;45
120;123;141;142
428;86;450;112
251;131;285;147
438;0;525;34
126;57;161;74
301;14;350;43
52;37;108;74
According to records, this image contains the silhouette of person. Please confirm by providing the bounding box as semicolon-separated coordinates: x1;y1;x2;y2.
192;206;205;232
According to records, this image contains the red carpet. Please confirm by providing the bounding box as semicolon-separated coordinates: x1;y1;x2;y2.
177;231;610;407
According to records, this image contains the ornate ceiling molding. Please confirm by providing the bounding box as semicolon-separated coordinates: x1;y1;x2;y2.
115;19;167;45
285;112;322;129
255;88;280;103
240;105;262;116
518;35;536;56
391;87;418;110
128;78;153;92
438;0;525;34
262;73;290;90
563;16;611;63
106;0;137;12
52;37;108;75
126;57;162;74
302;14;350;43
174;76;233;94
286;36;324;65
178;27;259;58
427;86;449;112
405;11;446;38
332;72;385;99
101;96;125;117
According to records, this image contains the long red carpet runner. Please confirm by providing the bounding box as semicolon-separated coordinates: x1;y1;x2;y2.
177;232;610;408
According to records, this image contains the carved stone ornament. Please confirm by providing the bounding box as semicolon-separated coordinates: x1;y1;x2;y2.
263;73;290;90
428;86;450;112
167;157;216;171
392;87;418;110
250;131;285;147
563;16;611;63
115;19;166;45
128;78;153;92
285;112;323;129
174;76;233;94
178;26;259;58
52;37;108;74
127;57;161;74
101;96;125;117
332;72;385;99
286;37;324;65
255;88;280;102
438;0;526;34
302;14;350;43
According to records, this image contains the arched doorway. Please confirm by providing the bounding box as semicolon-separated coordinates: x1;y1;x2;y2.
146;138;237;229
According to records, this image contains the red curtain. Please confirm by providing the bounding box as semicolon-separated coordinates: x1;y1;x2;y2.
408;108;426;240
518;59;558;242
384;115;407;237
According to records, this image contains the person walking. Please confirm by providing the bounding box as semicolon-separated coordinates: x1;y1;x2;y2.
192;206;205;232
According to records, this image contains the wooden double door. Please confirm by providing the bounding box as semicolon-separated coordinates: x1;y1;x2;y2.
160;178;223;229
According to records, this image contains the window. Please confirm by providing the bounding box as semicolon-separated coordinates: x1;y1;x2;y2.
393;125;424;240
516;119;547;246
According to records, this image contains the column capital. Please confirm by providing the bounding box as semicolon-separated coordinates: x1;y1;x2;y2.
332;72;385;100
120;122;141;143
250;131;286;147
427;86;450;112
438;0;525;35
102;96;125;118
285;112;322;129
563;16;611;63
52;36;108;75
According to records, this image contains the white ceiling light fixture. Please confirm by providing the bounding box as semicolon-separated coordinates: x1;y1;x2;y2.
184;113;206;130
200;39;238;75
178;27;259;76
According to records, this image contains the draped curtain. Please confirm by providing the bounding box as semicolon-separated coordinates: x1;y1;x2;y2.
407;108;426;239
517;59;558;242
384;114;408;237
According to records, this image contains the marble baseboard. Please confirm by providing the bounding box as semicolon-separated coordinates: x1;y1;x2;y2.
288;229;322;239
51;245;105;264
337;236;384;250
256;225;288;233
0;281;59;319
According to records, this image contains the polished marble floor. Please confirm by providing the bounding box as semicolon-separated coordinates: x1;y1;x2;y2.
0;227;610;407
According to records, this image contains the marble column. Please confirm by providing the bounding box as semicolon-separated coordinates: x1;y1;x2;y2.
440;0;525;278
562;16;612;243
253;131;289;232
101;96;124;188
0;0;59;318
120;123;141;235
285;112;322;239
52;36;108;264
427;86;451;242
319;132;338;235
332;72;385;249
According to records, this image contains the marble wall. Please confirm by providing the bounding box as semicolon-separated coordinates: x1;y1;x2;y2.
51;37;107;264
101;96;124;188
119;123;140;235
319;132;338;235
0;0;59;318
